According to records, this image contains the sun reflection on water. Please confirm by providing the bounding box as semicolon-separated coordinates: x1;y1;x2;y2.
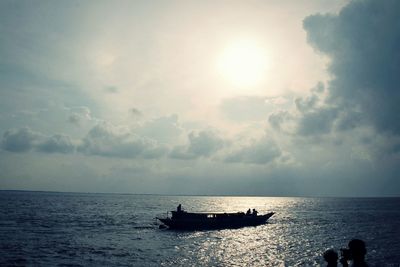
157;196;400;266
162;197;301;266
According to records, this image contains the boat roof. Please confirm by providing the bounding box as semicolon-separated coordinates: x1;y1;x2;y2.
171;211;245;215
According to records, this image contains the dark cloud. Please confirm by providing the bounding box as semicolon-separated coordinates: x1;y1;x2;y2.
1;127;41;152
2;127;75;154
297;107;339;136
268;82;331;136
303;0;400;135
170;130;225;160
334;110;364;131
225;138;281;164
78;123;166;159
292;81;342;136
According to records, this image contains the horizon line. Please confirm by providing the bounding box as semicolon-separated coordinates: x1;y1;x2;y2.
0;189;399;198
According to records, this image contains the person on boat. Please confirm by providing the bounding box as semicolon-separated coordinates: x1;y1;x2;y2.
177;204;182;213
252;208;258;216
246;208;251;215
323;249;338;267
340;239;369;267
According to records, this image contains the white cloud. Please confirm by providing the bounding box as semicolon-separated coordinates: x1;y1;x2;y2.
138;114;183;144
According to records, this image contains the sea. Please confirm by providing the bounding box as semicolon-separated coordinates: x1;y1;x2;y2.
0;191;399;266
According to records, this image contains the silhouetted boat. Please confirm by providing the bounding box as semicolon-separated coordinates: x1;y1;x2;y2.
157;208;274;230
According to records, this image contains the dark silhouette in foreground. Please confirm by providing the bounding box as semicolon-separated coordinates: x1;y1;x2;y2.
252;208;258;216
340;239;369;267
246;208;251;215
323;249;338;267
324;239;368;267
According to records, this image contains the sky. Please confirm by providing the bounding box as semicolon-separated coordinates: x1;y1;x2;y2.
1;0;399;197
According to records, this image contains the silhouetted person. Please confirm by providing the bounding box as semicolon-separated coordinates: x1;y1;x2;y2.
252;208;258;216
246;208;251;215
349;239;368;267
177;204;182;213
323;249;338;267
340;239;369;267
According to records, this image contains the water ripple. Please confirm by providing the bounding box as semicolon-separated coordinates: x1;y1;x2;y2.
1;192;399;266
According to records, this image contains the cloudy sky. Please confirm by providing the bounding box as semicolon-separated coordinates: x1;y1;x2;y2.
1;0;399;196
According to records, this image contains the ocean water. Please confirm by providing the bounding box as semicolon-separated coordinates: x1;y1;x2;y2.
0;191;399;266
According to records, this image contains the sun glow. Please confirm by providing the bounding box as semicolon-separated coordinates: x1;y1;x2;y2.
217;40;269;88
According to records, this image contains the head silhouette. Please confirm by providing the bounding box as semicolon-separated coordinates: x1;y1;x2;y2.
323;249;338;265
348;239;366;262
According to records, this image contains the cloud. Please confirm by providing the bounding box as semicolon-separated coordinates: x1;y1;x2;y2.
268;110;293;132
170;130;225;159
334;110;364;131
224;137;281;165
1;127;42;152
270;82;362;137
36;134;74;153
1;127;75;154
139;114;182;144
67;106;92;126
1;124;225;161
1;123;168;158
68;114;81;125
187;130;225;157
303;0;400;135
289;81;342;136
295;93;319;114
297;107;339;136
78;123;166;159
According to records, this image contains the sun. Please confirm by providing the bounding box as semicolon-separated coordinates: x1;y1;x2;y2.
217;40;269;88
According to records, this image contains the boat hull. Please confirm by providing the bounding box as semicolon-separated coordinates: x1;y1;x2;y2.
158;212;274;230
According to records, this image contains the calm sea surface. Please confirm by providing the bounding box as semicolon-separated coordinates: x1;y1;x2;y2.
0;191;399;266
